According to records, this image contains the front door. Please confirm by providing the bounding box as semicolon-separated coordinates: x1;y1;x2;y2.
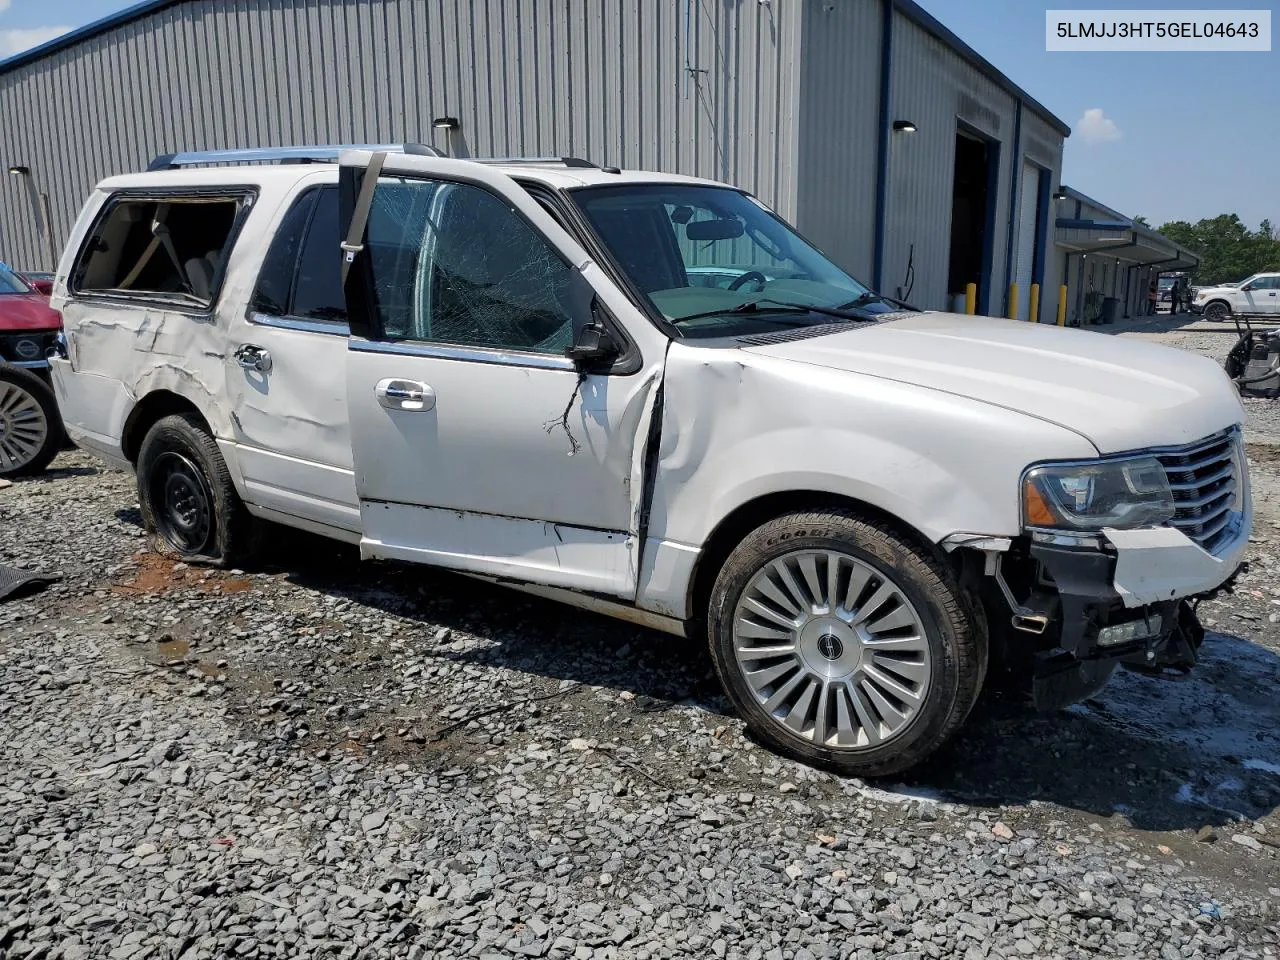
1244;275;1280;314
339;153;663;598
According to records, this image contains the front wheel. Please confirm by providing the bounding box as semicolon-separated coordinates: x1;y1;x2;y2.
1203;300;1231;322
0;365;63;478
707;510;983;777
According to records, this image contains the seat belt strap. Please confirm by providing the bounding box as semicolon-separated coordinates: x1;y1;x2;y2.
341;151;386;284
117;235;162;290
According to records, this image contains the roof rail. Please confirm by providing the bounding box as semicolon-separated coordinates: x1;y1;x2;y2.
146;143;444;171
472;156;599;168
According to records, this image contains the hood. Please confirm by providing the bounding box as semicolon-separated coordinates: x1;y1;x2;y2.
0;294;62;331
1195;285;1236;296
748;311;1243;454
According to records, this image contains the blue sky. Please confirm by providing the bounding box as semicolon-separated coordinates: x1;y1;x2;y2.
1;0;1274;230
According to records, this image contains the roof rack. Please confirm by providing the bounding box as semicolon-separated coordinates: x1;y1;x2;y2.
147;143;444;171
146;145;614;174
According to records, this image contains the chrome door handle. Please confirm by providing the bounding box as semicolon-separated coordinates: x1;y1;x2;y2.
376;378;435;411
234;344;272;373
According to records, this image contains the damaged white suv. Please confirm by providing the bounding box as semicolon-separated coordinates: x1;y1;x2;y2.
50;145;1250;776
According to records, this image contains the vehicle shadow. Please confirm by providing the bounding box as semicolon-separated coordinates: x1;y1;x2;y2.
902;632;1280;831
22;465;100;481
247;525;1280;833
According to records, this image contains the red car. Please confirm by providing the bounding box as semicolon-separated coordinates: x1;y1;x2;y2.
1;263;64;477
20;271;55;296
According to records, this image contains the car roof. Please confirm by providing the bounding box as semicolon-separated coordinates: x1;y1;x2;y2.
96;160;733;194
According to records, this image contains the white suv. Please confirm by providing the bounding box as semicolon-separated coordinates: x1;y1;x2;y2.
49;145;1250;776
1193;272;1280;320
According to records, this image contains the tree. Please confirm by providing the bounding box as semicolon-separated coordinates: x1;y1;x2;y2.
1132;215;1150;226
1155;214;1280;285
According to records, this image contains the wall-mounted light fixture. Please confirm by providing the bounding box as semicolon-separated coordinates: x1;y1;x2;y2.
7;163;57;270
892;120;917;133
432;117;460;131
1052;189;1068;200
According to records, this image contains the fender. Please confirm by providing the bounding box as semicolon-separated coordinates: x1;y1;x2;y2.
637;343;1097;619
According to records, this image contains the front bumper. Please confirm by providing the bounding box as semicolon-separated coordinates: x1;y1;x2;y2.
1019;514;1247;708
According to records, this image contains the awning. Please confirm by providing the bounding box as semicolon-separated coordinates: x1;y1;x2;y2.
1054;187;1200;271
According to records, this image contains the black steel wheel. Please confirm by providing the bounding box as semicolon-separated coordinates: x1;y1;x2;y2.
148;451;215;554
136;412;253;565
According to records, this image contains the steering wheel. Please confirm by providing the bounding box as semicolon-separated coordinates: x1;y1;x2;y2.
727;270;767;292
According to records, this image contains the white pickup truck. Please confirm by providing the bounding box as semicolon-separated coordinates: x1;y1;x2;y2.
49;145;1250;776
1194;272;1280;320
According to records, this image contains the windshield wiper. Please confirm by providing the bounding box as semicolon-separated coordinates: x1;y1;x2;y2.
839;291;903;310
672;297;877;326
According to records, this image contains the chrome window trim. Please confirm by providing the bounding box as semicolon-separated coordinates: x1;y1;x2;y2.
7;359;50;370
249;312;350;336
349;337;576;371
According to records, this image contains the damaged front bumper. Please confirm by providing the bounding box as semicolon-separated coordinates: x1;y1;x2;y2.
959;509;1250;710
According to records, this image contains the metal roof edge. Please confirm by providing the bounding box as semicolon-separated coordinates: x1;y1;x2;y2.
1058;185;1130;223
892;0;1072;138
1055;218;1132;231
0;0;185;74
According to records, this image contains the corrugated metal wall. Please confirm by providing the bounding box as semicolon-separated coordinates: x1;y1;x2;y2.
793;0;881;282
0;0;803;272
2;0;1067;316
881;14;1017;313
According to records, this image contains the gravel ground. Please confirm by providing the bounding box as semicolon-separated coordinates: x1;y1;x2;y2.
3;328;1280;959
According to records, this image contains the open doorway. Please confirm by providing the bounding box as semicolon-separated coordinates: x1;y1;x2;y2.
947;128;997;313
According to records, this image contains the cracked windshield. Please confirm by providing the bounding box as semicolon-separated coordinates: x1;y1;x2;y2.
574;184;905;337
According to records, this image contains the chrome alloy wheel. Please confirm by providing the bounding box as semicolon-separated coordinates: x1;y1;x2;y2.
732;549;932;750
0;377;49;473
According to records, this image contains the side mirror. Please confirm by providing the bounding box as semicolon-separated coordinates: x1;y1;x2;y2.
1240;283;1254;291
566;320;620;365
564;269;621;368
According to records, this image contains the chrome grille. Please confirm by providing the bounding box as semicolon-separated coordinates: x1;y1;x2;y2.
1154;430;1242;555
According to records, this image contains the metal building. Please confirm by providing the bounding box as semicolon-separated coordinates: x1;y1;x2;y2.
0;0;1070;320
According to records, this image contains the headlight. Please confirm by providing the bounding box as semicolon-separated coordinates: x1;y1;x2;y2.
1022;457;1174;530
1195;292;1207;301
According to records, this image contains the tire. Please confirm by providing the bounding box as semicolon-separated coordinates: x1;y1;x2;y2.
707;510;984;777
1203;300;1231;322
136;412;252;566
0;364;63;478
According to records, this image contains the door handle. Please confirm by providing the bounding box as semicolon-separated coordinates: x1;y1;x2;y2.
234;344;272;373
376;378;435;412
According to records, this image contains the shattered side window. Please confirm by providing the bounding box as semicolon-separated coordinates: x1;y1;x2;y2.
72;196;243;306
365;178;575;354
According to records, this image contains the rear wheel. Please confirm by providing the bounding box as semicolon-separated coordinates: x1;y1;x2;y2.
1203;300;1231;322
0;365;62;478
136;413;252;566
708;510;983;777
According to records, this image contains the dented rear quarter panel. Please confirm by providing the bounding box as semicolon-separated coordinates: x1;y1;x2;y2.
648;342;1100;550
52;175;292;486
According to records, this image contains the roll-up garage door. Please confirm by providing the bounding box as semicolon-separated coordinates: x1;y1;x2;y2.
1014;162;1042;320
